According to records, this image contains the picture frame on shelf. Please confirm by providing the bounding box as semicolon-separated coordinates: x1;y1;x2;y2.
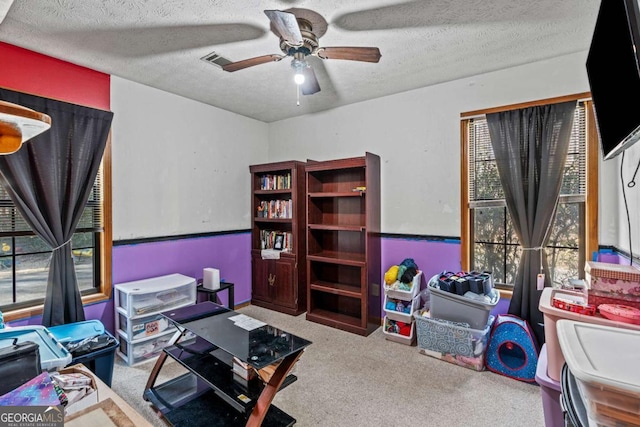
273;234;284;250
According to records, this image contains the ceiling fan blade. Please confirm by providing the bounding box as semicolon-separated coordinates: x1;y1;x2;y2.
302;66;321;95
316;47;381;63
222;54;285;72
264;10;303;46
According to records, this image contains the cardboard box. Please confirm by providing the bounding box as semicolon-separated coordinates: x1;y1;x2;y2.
585;261;640;296
56;365;99;415
588;289;640;311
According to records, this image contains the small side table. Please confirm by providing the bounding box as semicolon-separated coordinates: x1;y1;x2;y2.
196;281;234;309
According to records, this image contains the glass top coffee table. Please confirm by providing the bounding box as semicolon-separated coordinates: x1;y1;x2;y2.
143;301;312;427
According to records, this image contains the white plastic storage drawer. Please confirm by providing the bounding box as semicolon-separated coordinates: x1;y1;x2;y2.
116;310;177;342
116;329;177;366
382;315;415;345
384;294;420;323
384;271;423;301
115;273;196;318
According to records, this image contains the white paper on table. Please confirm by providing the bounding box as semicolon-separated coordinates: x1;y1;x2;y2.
228;314;266;331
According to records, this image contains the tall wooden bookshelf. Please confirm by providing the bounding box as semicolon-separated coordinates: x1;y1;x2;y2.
305;153;381;336
250;161;306;315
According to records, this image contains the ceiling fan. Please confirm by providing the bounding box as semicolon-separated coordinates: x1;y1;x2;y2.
221;9;382;96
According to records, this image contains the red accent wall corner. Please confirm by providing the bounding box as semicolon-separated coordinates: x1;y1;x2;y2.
0;42;110;109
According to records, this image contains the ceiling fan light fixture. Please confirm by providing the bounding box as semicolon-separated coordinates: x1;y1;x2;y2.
0;100;51;154
294;71;305;85
291;57;307;85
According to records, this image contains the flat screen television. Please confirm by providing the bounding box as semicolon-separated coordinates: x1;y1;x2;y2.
587;0;640;160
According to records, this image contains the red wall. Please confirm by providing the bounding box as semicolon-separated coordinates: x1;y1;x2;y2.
1;42;110;325
0;42;110;109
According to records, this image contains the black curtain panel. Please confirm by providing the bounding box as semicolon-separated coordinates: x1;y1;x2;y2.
0;88;113;326
486;101;576;346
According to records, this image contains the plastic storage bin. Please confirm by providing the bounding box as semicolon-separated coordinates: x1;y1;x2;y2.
0;325;71;371
115;273;197;318
116;312;176;341
538;287;640;382
427;275;499;329
557;320;640;427
117;329;178;366
384;294;420;323
382;316;415;345
48;319;119;387
414;311;493;358
535;344;563;427
384;270;423;300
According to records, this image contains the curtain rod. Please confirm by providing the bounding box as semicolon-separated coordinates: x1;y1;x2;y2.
461;92;591;119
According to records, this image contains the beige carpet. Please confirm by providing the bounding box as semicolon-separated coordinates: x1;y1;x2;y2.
111;305;545;426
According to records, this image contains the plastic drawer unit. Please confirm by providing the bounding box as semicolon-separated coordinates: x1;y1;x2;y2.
115;273;197;319
116;312;176;341
117;329;179;366
114;273;196;366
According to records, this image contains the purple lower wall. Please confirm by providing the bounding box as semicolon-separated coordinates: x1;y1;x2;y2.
107;234;462;330
12;230;630;333
7;232;251;332
381;236;462;314
107;233;252;331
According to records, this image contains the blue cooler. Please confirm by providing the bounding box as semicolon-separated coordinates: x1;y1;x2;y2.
48;319;119;387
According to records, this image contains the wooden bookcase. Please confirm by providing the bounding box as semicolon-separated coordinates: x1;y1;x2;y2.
305;153;381;336
249;161;307;315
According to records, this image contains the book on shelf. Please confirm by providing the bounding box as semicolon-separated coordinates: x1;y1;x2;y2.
260;173;291;190
257;199;292;219
260;230;293;251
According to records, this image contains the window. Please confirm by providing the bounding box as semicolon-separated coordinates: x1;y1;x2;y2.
460;94;599;289
0;140;112;316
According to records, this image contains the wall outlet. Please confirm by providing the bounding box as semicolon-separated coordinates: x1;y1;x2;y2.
371;282;380;297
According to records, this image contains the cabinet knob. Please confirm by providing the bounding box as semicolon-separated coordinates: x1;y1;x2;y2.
268;274;276;286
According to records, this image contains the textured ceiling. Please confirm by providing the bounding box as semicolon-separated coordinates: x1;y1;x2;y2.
0;0;601;123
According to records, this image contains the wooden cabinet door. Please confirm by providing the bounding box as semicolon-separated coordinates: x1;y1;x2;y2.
273;257;296;308
252;252;272;303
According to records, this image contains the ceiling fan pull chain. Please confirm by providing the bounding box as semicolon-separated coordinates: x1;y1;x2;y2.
296;84;301;106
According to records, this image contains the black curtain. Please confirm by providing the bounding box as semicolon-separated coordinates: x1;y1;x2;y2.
486;101;576;346
0;88;113;326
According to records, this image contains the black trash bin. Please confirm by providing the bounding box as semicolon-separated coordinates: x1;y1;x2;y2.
48;320;119;387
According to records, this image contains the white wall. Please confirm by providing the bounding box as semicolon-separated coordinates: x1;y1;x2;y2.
615;142;640;259
268;51;619;242
110;76;268;239
109;52;623;246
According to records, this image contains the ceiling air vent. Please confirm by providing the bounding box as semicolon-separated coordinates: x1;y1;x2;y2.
200;51;232;69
